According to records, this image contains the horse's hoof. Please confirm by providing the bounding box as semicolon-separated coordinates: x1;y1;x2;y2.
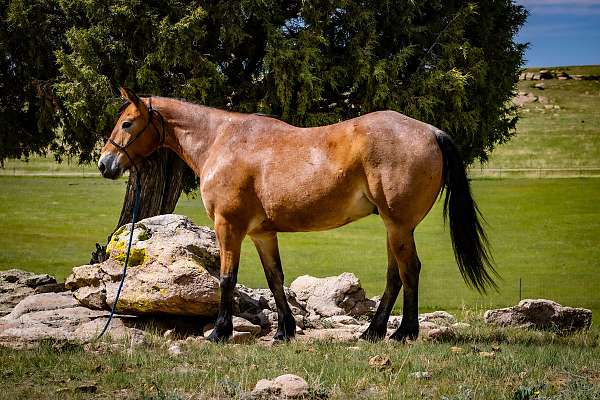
389;329;418;342
273;331;293;341
207;330;230;343
359;329;386;342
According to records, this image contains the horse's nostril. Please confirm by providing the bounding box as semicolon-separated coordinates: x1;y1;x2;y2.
98;161;106;174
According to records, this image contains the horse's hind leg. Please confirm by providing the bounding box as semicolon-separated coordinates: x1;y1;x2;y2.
386;224;421;342
360;236;401;341
251;232;296;340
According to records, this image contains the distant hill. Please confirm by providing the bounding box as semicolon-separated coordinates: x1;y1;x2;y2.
472;65;600;177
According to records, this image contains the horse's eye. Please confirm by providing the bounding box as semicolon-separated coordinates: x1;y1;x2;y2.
122;121;132;129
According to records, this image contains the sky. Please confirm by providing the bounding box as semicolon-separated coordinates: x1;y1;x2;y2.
516;0;600;67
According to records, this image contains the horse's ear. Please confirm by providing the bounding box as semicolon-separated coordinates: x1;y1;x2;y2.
119;87;141;107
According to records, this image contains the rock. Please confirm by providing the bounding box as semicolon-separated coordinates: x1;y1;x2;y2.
534;82;545;90
369;355;391;370
322;315;361;328
512;92;537;107
484;299;592;333
452;322;471;330
301;327;362;342
290;273;376;317
168;343;183;355
6;292;78;319
234;285;308;327
232;316;261;335
419;311;456;326
387;315;403;329
273;374;309;398
0;269;64;317
250;374;309;399
409;371;431;379
251;378;277;397
425;326;455;341
0;292;144;348
65;214;221;317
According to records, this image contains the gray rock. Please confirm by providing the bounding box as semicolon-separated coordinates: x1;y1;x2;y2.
322;315;361;328
0;292;144;348
65;214;221;317
232;316;262;335
290;273;376;317
484;299;592;332
419;311;456;326
0;269;64;317
250;374;309;399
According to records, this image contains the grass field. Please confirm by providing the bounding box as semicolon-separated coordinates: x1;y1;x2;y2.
474;77;600;171
0;323;598;399
1;176;598;322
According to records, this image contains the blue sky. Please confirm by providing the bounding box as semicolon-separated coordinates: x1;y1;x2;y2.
516;0;600;67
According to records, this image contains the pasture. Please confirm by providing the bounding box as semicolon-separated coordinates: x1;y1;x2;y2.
1;176;598;322
1;73;599;399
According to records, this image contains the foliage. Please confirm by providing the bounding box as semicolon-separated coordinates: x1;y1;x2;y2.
1;0;526;166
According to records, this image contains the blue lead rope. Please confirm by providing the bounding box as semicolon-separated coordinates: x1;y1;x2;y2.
96;173;142;340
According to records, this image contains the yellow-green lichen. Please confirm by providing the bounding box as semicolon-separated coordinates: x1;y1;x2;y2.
112;246;147;267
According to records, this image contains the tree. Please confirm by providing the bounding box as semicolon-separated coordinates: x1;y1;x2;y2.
1;0;526;250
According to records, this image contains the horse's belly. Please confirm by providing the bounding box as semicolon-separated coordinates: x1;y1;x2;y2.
258;187;376;232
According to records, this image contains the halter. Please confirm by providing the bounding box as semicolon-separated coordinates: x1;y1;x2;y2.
108;97;166;174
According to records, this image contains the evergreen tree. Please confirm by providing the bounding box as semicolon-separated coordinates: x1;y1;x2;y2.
1;0;527;252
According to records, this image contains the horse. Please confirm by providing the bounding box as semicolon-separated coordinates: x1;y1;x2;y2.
98;87;495;343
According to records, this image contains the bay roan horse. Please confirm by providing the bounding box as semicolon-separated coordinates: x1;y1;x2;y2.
99;87;495;343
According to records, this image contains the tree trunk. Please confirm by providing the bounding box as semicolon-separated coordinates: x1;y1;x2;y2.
90;148;187;263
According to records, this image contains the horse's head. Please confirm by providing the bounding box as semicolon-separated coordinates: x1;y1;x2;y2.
98;87;164;179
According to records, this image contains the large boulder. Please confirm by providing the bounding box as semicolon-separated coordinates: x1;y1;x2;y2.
290;272;377;317
0;269;65;317
65;214;221;317
484;299;592;333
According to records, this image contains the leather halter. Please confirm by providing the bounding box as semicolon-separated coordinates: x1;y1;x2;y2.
109;97;166;174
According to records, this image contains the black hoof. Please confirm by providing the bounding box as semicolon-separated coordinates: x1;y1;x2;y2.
360;327;386;342
207;329;231;343
273;330;294;341
389;328;418;342
273;316;296;341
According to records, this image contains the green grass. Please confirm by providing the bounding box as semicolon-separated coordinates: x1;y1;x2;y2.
0;323;598;399
1;154;98;175
475;78;600;170
1;176;599;322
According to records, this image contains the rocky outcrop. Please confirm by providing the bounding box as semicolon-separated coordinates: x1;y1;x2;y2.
484;299;592;333
290;273;377;318
0;292;144;348
0;269;65;317
65;214;221;317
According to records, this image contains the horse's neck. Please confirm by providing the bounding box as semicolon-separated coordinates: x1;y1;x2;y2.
157;99;231;175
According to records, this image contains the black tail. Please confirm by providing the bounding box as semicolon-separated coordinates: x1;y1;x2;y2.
434;130;497;293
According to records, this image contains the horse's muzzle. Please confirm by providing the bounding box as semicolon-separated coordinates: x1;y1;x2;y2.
98;153;123;179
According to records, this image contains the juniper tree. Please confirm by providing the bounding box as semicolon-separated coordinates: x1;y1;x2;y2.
1;0;527;252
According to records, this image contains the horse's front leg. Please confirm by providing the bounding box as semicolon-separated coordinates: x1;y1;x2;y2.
207;216;244;343
250;232;296;341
